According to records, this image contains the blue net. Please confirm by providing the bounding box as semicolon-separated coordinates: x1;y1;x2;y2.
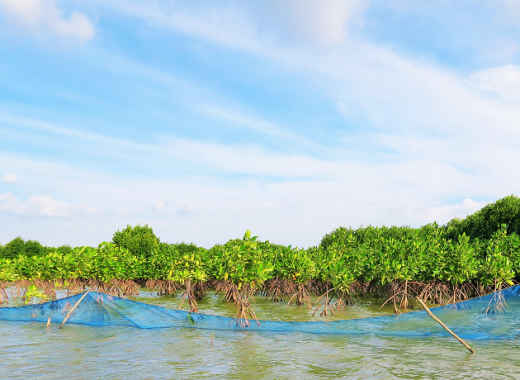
1;285;519;340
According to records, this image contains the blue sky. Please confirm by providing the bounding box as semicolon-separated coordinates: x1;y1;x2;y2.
1;0;520;247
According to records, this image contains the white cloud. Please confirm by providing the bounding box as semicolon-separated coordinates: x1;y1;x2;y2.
469;65;520;103
273;0;366;45
423;199;487;225
28;195;71;217
1;173;17;184
0;193;72;217
0;0;95;41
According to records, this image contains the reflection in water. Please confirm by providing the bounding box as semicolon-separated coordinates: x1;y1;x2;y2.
1;292;519;379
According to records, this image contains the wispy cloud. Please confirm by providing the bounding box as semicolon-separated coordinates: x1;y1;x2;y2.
90;1;520;139
0;111;334;179
0;0;95;41
88;0;266;53
1;1;519;247
197;104;322;151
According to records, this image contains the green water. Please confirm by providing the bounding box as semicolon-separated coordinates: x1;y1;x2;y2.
1;292;519;379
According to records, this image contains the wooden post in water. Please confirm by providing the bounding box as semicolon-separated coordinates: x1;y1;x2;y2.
416;297;475;354
59;291;89;329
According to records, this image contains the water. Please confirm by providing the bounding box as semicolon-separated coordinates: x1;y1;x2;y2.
1;292;519;379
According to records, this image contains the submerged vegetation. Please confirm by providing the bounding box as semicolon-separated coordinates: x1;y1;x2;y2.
1;196;520;321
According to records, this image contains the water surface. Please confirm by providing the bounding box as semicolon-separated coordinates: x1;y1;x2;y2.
1;291;518;379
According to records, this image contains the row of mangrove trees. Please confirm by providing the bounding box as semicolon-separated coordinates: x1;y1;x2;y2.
1;195;520;318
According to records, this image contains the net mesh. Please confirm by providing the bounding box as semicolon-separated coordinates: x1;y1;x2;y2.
1;285;519;340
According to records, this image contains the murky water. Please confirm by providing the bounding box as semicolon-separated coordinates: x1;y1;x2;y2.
1;291;519;379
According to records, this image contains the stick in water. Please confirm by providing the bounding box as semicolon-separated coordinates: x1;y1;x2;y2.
59;291;89;329
416;297;475;354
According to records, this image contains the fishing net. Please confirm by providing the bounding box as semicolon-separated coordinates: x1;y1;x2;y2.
0;285;519;340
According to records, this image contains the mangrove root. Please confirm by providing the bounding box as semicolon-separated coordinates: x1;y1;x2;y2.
145;280;178;296
312;287;342;317
179;279;199;313
288;283;312;308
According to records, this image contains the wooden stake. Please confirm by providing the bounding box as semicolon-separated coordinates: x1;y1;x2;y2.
59;291;89;329
416;297;475;354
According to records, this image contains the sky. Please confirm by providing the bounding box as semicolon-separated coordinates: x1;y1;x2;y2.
1;0;520;248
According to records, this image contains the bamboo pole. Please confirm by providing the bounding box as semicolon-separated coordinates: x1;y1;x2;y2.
59;291;89;329
416;297;475;354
